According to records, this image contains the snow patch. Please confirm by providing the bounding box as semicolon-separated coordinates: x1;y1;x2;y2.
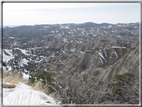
114;51;118;58
63;38;68;42
108;25;112;28
117;35;121;38
93;34;97;37
22;58;29;65
80;51;85;54
60;26;69;29
99;51;107;62
75;40;83;44
9;37;15;39
45;46;49;49
14;48;30;55
4;49;13;56
3;49;14;63
99;57;103;64
103;49;107;57
22;72;29;80
71;48;76;52
51;55;55;57
20;58;29;67
112;46;126;48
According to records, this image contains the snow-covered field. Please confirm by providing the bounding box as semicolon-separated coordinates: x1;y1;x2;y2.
2;81;61;106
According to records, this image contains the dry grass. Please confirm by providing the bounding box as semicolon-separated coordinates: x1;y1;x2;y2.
31;81;46;92
3;83;16;88
3;71;24;84
31;81;57;101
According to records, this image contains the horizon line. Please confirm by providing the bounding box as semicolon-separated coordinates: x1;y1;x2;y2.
3;21;139;27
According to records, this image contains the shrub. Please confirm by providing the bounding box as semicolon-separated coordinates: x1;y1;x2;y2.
99;73;138;104
29;70;60;94
81;72;89;83
60;80;108;104
113;72;135;86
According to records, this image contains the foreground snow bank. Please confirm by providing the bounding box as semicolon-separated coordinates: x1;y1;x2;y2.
3;82;61;106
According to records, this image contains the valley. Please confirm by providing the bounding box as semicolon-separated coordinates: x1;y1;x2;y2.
2;22;140;104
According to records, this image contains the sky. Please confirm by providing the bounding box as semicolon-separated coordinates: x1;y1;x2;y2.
3;3;140;26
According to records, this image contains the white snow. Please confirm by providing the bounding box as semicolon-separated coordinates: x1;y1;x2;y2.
99;57;103;64
4;49;13;56
60;26;69;29
51;55;55;57
14;48;30;55
9;37;15;39
3;66;11;72
108;25;112;28
114;51;118;58
44;68;48;72
99;51;107;62
7;66;12;71
93;34;97;37
44;26;50;28
3;82;61;106
3;49;14;63
19;58;29;67
104;31;107;33
75;40;83;44
45;46;49;49
112;46;126;48
24;69;29;74
22;72;29;80
14;42;17;46
80;51;85;54
117;35;121;38
117;25;122;27
71;48;76;52
62;50;65;54
63;38;68;42
22;58;29;65
103;49;107;57
82;32;85;35
50;31;55;33
91;28;94;32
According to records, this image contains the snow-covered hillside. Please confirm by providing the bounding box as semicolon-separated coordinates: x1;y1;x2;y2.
3;81;61;106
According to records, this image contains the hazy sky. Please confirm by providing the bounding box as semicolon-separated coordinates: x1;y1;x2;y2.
3;3;140;26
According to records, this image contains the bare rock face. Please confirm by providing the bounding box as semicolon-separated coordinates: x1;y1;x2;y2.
92;46;139;83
